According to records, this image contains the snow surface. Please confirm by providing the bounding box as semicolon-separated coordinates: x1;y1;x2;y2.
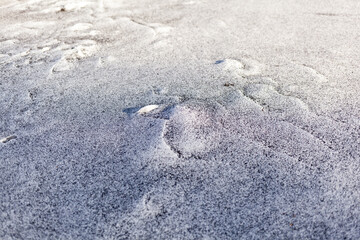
1;0;360;239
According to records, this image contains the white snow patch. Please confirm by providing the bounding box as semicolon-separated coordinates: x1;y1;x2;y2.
137;105;159;114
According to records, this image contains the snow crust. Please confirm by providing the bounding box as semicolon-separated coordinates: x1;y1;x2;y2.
1;0;360;239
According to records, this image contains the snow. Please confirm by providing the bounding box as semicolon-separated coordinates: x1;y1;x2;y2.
1;0;360;239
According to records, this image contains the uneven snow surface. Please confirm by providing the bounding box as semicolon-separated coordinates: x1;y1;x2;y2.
1;0;360;239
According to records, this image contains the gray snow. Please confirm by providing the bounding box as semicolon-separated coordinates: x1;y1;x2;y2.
1;0;360;239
